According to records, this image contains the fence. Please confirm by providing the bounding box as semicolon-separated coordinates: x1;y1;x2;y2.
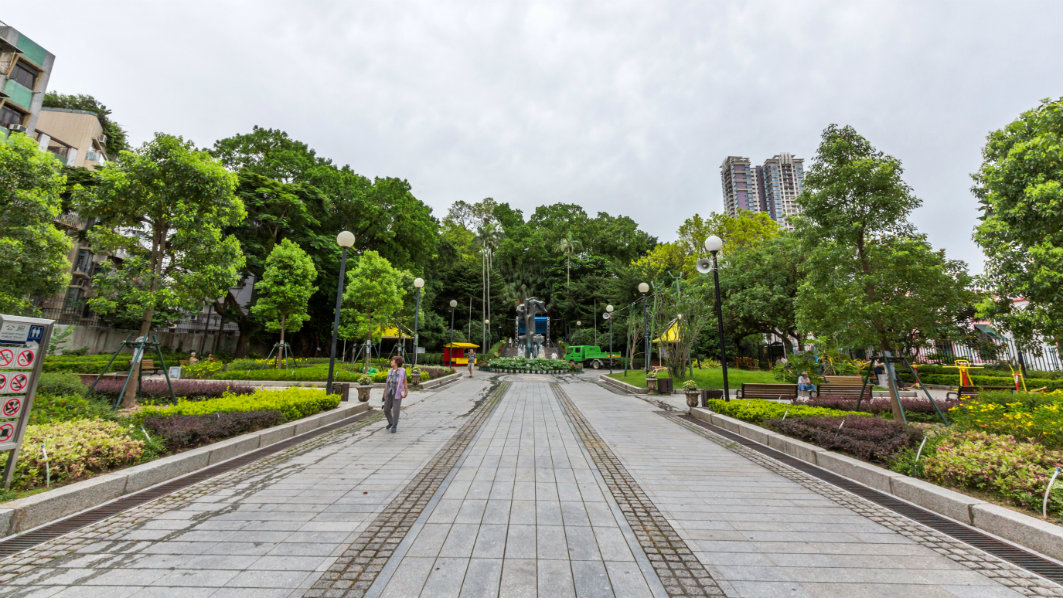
913;338;1063;372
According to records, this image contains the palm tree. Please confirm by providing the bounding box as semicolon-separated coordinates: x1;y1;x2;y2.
477;219;503;350
556;232;583;292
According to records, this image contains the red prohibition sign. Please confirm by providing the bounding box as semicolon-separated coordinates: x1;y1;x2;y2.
0;373;5;391
0;348;12;367
9;374;27;393
16;349;34;368
0;423;13;442
2;397;20;418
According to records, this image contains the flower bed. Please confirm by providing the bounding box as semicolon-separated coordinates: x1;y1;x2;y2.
134;388;340;425
144;410;284;451
485;357;575;372
948;391;1063;449
767;416;922;464
803;395;960;417
14;420;145;490
91;378;257;403
705;398;869;424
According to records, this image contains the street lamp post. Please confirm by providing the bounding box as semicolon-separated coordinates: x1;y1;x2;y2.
704;235;730;401
639;282;650;372
605;304;614;373
484;318;490;353
449;299;457;366
412;278;424;368
327;231;355;395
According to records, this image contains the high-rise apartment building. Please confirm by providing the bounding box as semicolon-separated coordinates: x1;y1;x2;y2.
0;21;54;137
757;153;804;229
719;156;762;217
720;153;805;227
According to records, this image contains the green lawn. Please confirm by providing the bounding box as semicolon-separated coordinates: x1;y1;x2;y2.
608;367;779;389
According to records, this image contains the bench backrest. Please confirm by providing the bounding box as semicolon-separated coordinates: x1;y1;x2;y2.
823;375;864;385
741;383;798;397
816;384;871;398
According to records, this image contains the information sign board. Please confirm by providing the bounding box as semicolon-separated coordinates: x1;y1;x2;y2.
0;314;53;487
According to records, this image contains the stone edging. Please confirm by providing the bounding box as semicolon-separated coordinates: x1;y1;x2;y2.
0;402;371;539
418;372;462;390
598;374;643;394
689;407;1063;560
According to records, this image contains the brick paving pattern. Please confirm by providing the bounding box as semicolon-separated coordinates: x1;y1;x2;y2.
551;383;726;597
304;382;510;597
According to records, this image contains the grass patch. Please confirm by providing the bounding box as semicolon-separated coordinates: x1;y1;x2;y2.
608;367;778;389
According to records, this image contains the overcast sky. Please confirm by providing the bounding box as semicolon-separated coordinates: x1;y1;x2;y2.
8;1;1062;272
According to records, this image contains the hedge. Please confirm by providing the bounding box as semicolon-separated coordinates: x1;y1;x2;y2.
705;399;869;424
767;416;922;464
133;388;340;426
913;373;1063;391
144;410;283;450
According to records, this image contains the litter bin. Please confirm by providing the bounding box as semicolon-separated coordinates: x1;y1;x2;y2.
656;377;674;394
700;389;723;407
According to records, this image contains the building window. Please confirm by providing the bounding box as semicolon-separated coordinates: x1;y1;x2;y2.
75;249;94;274
10;62;40;89
62;287;85;314
0;105;24;127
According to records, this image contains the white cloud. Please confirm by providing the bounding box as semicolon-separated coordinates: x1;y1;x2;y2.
9;0;1062;272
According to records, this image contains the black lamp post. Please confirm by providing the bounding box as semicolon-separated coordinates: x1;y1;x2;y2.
704;235;730;401
412;277;424;367
639;282;650;372
327;231;355;395
605;304;614;373
449;299;457;366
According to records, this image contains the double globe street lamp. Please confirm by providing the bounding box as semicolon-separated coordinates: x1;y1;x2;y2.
327;231;356;395
638;282;650;372
604;304;614;373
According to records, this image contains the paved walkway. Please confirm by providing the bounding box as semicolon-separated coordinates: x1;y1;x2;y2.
0;375;1059;597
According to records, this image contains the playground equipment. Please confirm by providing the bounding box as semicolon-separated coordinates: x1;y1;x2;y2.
942;359;983;387
1005;362;1028;392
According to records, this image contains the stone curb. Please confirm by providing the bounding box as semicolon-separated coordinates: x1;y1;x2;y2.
419;372;462;390
597;374;642;394
689;407;1063;560
0;401;370;539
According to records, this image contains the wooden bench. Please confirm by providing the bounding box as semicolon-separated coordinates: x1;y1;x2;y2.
812;384;872;400
823;375;865;385
127;359;159;374
945;385;1015;400
736;383;798;402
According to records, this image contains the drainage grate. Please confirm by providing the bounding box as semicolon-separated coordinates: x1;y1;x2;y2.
0;407;378;559
679;413;1063;586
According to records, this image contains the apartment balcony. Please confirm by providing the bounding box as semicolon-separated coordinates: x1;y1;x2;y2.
55;212;88;230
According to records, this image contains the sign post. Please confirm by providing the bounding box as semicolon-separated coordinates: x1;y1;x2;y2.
0;315;53;488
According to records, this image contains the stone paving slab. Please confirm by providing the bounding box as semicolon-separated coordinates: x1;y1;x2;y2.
565;378;1063;598
0;381;494;597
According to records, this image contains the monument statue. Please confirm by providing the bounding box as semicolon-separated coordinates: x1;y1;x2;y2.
516;298;547;359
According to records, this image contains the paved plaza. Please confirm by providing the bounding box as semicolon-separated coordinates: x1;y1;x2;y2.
1;375;1060;597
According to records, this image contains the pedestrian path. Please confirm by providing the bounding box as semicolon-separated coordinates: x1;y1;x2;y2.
0;375;1059;597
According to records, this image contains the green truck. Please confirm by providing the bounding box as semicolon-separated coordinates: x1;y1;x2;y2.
563;345;620;369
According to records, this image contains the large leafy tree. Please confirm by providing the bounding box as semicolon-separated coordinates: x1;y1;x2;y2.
42;92;130;156
722;233;805;353
252;239;318;367
82;133;246;406
341;251;407;370
795;124;973;419
973;97;1063;348
0;133;72;314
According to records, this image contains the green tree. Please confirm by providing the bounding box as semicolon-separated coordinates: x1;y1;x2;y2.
340;251;407;371
252;239;318;367
81;133;246;407
42;92;130;156
722;233;805;353
0;133;72;314
795;124;973;420
973;97;1063;348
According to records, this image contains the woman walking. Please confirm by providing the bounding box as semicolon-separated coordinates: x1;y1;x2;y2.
384;355;408;433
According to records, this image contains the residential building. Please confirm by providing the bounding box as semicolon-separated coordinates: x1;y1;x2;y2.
719;156;763;217
0;20;53;137
757;153;805;229
35;107;108;168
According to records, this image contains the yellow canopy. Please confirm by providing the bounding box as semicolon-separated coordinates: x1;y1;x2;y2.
445;342;480;349
652;319;682;343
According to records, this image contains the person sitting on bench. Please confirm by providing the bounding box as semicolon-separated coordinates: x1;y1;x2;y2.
797;371;815;399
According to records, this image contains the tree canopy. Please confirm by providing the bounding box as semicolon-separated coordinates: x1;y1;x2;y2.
252;239;318;366
973;97;1063;348
0;133;72;314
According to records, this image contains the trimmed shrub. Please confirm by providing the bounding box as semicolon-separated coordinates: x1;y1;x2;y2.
144;410;283;450
90;378;256;403
706;398;869;424
767;416;922;464
919;431;1063;516
36;372;87;397
29;394;114;425
184;360;225;379
133;388;340;426
804;395;960;416
14;420;144;489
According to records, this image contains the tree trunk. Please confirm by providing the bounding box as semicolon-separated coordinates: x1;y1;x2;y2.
882;347;904;421
120;227;165;409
